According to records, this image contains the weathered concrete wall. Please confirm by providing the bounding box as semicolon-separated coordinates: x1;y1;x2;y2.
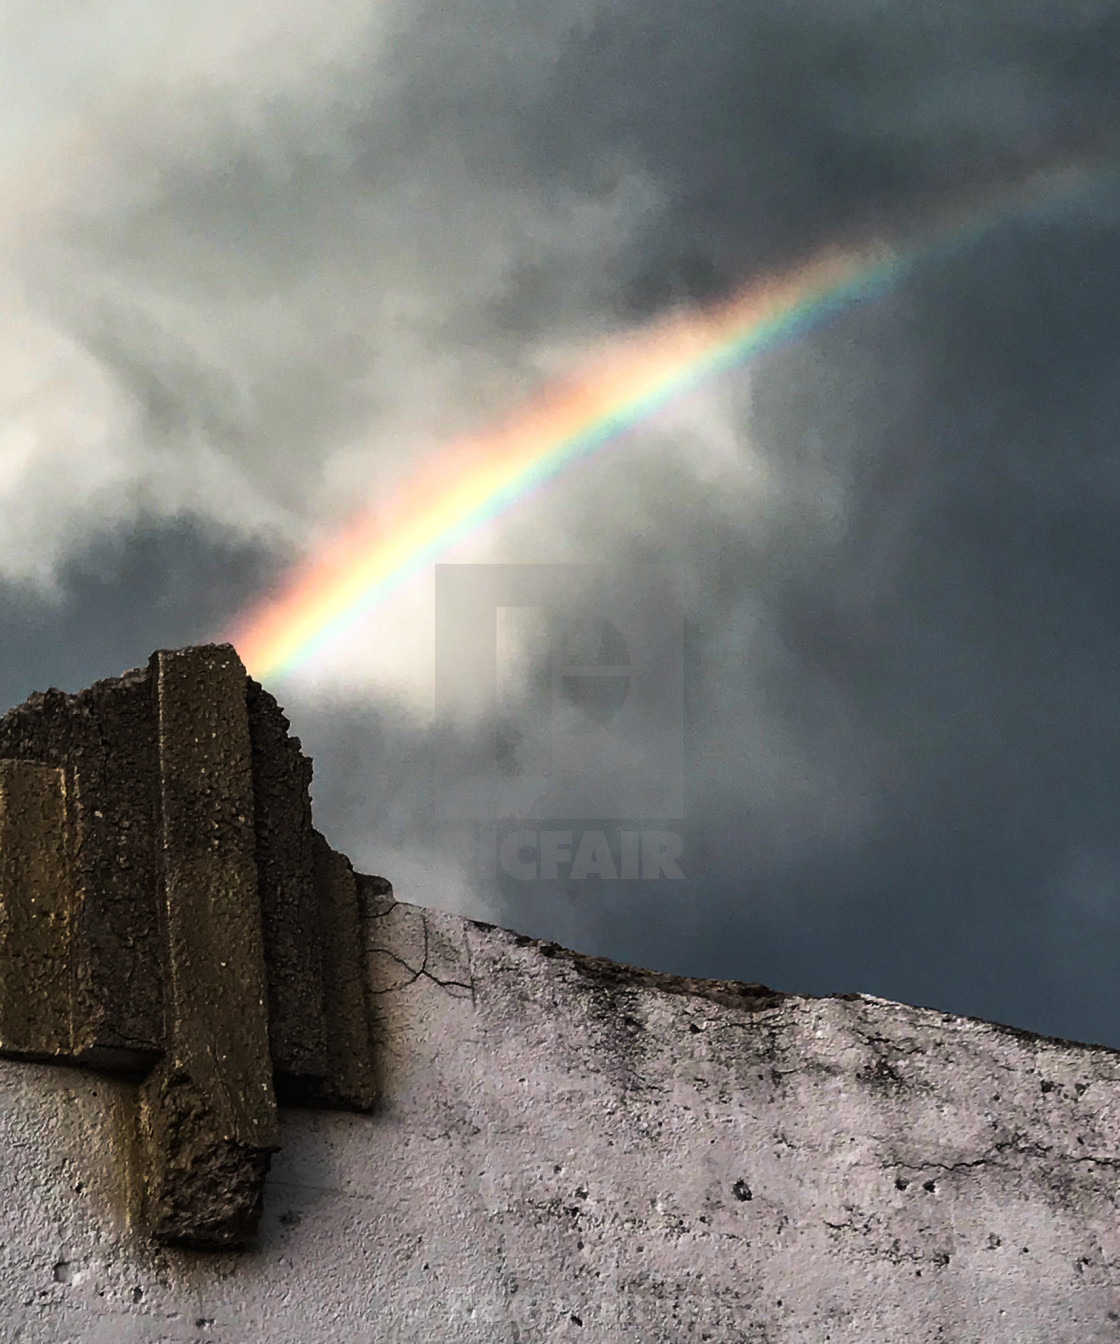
0;646;379;1249
3;891;1120;1343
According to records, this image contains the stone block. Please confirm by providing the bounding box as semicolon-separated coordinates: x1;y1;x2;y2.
0;760;76;1059
0;643;381;1249
140;646;279;1248
308;833;377;1111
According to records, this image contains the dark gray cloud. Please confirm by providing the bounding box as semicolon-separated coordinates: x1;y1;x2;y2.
2;2;1120;1048
516;188;1120;1048
0;516;279;709
377;0;1120;307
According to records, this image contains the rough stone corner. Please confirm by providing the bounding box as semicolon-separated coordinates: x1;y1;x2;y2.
0;643;386;1249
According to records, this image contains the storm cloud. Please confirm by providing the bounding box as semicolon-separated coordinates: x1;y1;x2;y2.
3;0;1120;1046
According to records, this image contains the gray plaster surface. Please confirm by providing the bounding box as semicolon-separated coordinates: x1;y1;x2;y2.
2;898;1120;1342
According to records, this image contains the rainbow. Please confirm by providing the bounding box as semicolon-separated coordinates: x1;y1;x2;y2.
225;167;1099;681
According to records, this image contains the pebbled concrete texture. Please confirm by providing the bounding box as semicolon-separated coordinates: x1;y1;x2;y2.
3;896;1120;1342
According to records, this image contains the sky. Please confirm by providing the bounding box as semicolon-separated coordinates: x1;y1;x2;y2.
3;0;1120;1047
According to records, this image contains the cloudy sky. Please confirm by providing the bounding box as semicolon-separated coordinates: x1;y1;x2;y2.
3;0;1120;1047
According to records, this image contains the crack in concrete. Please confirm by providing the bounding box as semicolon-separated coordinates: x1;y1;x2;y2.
850;1029;927;1058
368;916;475;1000
893;1135;1120;1176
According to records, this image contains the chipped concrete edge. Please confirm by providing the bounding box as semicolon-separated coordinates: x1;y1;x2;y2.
361;889;1120;1065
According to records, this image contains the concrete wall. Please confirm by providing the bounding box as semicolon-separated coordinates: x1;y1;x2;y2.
3;892;1120;1343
